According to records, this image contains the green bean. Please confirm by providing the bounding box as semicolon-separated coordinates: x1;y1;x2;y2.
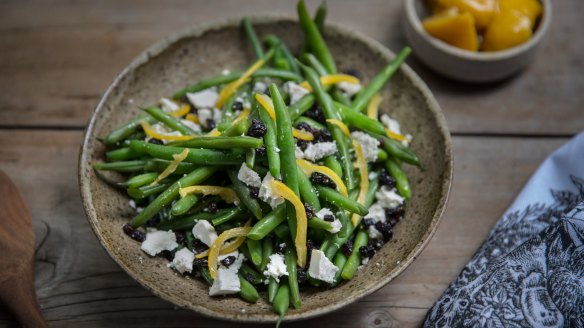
314;186;368;216
211;207;247;226
320;177;378;259
247;205;286;240
288;94;315;120
242;17;264;59
271;84;301;240
240;263;264;285
119;172;158;189
299;63;356;189
285;246;301;309
314;1;327;32
156;208;230;231
246;239;263;268
332;88;351;106
144;159;197;175
378;135;421;167
323;155;343;178
377;149;388;162
273;221;291;240
94;160;146;172
170;136;263;149
171;194;198;216
172;69;301;100
222;116;251;137
184;195;220;216
227;170;263;219
260;236;274;271
273;282;290;328
246;148;256;168
308;217;333;231
238;274;260;303
341;229;368;280
106;147;141;161
297;167;321;210
303;53;328;77
264;35;301;75
294;115;326;130
129;140;246;165
268;278;279;303
144;107;198;135
331;252;347;286
352;47;411;112
128;181;172;200
200;267;214;286
385;157;411;200
103;115;156;146
273;46;289;71
256;95;281;179
217;94;238;132
131;166;217;227
336;209;351;238
297;0;336;74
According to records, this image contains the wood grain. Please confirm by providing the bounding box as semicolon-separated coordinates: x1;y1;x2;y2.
0;0;582;134
0;130;567;327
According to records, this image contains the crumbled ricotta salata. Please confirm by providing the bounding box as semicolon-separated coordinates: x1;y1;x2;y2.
263;254;288;282
302;141;338;162
375;185;404;210
197;108;222;128
350;131;380;163
368;171;379;180
381;114;402;135
192;220;218;247
284;81;310;105
328;219;342;234
186;88;218;109
168;248;195;274
237;163;262;188
259;172;285;208
209;254;245;296
363;203;386;223
180;119;201;134
361;257;370;265
308;249;338;284
295;145;305;159
367;225;383;240
149;123;183;142
316;208;334;220
252;81;268;94
140;230;178;256
160;98;180;113
337;81;362;96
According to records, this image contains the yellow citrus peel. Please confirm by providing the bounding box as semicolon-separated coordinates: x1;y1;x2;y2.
351;140;369;226
326;118;351;137
231;107;251;126
299;74;360;92
366;94;383;120
207;129;221;137
207;225;252;279
140;120;194;141
169;104;191;118
185;113;200;124
179;186;240;205
296;159;348;197
196;220;251;260
255;93;276;120
292;128;314;141
216;58;266;108
150;149;189;186
269;180;307;267
385;128;407;142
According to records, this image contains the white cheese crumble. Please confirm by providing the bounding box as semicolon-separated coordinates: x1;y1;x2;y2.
180;119;202;134
237;163;261;188
140;230;178;256
364;203;386;223
263;254;288;282
368;171;379;180
328;219;342;234
381;114;402;135
350;131;380;163
148;123;183;142
316;208;342;233
128;199;137;209
221;69;231;75
259;172;285;208
368;225;383;240
316;208;334;220
295;145;305;159
308;249;339;284
197;108;222;128
218;250;240;263
209;253;245;296
186;88;218;109
302;141;338;162
252;81;268;94
168;248;195;274
284;81;310;105
192;220;218;247
361;257;370;265
375;185;405;210
160;98;180;113
337;81;362;96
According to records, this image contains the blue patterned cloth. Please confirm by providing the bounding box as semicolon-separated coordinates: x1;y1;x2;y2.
424;132;584;328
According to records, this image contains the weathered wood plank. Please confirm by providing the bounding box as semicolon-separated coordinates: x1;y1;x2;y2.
0;130;567;327
0;0;582;134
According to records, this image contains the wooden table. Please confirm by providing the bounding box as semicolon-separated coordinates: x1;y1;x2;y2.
0;1;582;327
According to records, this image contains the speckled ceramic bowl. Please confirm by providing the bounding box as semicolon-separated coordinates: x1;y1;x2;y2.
79;16;452;323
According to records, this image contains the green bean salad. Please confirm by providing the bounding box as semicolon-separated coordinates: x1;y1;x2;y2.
94;0;419;324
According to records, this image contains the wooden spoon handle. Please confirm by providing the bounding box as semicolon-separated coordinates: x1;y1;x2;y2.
0;259;48;328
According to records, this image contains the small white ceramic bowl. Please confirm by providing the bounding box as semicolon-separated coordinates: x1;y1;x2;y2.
402;0;551;83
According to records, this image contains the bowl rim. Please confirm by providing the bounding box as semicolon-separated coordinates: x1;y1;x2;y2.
78;14;453;323
404;0;552;61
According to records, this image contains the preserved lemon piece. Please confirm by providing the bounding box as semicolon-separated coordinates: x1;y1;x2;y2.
423;11;479;51
499;0;542;28
433;0;498;29
481;9;532;51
